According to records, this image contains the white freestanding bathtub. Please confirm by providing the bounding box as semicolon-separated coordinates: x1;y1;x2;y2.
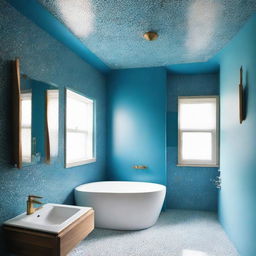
75;181;166;230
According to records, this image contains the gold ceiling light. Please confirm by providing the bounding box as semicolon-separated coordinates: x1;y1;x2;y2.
143;31;158;41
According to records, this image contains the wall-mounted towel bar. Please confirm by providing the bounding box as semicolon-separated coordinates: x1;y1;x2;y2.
132;165;148;169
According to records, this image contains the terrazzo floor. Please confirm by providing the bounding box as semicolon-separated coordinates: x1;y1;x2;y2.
69;210;239;256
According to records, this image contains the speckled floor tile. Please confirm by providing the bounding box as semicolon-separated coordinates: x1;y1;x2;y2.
69;210;239;256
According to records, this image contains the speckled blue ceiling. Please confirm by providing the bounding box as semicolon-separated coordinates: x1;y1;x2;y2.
14;0;256;69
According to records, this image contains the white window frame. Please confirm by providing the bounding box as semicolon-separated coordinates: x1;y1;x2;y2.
65;89;96;168
178;96;219;167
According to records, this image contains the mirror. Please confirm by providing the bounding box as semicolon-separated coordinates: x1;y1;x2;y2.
12;59;59;168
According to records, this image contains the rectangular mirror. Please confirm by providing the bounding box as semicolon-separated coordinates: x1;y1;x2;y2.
12;59;59;168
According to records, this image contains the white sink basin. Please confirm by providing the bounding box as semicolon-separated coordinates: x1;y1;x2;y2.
4;203;92;234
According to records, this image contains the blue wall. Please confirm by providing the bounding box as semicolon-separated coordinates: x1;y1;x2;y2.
0;0;106;253
107;68;167;186
6;0;110;72
218;14;256;256
167;73;219;211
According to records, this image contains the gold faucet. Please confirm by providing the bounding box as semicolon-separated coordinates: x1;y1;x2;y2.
27;195;43;215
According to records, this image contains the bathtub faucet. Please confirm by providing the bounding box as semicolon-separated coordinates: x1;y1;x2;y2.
132;165;148;169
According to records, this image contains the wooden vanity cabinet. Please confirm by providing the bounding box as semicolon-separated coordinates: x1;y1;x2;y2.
4;209;94;256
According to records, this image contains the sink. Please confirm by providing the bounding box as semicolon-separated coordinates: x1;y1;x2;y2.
4;203;92;234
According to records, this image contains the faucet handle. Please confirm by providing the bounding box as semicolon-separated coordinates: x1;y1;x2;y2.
28;195;43;200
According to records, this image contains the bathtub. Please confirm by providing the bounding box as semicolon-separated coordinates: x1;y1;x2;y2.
75;181;166;230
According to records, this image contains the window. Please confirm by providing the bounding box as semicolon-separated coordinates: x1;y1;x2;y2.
65;89;95;168
21;92;32;163
178;96;219;166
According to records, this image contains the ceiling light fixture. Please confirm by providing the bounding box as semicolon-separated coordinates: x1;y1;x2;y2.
143;31;158;41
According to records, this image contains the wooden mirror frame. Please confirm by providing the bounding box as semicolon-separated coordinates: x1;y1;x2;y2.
12;58;22;168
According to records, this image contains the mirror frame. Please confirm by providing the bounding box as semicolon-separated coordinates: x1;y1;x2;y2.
12;58;53;168
12;58;22;168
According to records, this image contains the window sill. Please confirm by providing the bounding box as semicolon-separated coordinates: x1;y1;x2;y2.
65;158;96;168
176;163;219;168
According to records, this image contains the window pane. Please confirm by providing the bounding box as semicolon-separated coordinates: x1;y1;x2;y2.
181;132;212;161
47;90;59;158
179;99;216;130
66;132;92;163
22;127;31;162
87;102;93;134
21;93;32;127
67;97;88;131
21;93;32;163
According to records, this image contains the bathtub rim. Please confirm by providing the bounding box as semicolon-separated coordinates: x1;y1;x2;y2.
75;181;166;194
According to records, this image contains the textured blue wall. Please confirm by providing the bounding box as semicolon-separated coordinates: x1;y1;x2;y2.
167;58;220;75
106;68;167;186
6;0;110;72
167;73;219;211
0;0;106;253
218;14;256;256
